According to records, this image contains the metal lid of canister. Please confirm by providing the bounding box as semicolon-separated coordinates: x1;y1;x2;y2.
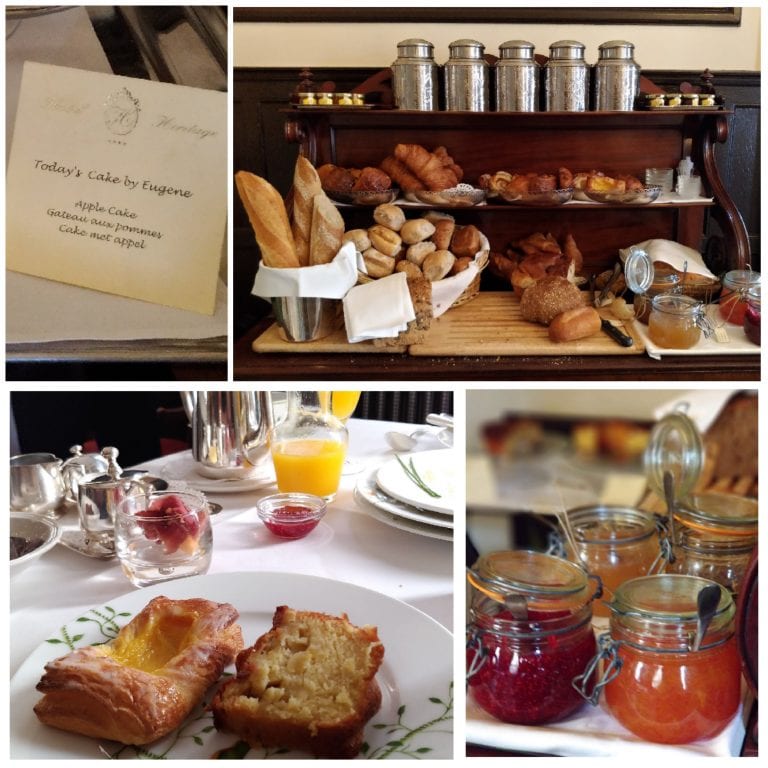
598;40;636;60
499;40;536;60
448;39;485;59
395;38;435;59
548;40;586;60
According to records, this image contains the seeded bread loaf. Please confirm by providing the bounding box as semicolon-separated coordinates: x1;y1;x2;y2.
211;606;384;759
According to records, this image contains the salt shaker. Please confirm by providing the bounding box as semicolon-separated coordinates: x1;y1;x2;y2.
391;38;438;111
495;40;539;111
444;39;489;112
594;40;641;111
544;40;589;111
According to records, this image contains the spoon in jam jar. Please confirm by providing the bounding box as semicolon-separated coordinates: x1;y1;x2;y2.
692;583;722;651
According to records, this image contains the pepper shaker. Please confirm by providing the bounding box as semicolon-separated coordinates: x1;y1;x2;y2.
444;39;489;111
544;40;589;111
391;38;438;111
495;40;539;111
594;40;641;111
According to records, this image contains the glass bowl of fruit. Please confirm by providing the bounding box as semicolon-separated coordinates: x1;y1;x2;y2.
115;490;212;586
256;493;327;539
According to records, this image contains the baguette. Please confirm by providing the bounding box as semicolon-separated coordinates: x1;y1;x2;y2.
235;171;300;268
309;194;345;265
548;306;602;342
291;156;323;266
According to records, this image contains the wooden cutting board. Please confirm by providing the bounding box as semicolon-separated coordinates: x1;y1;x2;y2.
409;292;644;357
251;292;643;357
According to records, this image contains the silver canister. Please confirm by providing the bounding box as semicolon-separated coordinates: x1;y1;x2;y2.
595;40;640;111
545;39;589;111
391;38;438;111
495;40;539;111
444;39;489;111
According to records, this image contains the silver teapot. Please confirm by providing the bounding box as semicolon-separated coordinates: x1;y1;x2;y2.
181;392;274;479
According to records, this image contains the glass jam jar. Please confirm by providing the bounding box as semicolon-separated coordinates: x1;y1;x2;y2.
670;492;757;595
718;269;760;325
633;271;680;324
601;575;741;743
563;506;661;617
648;293;706;348
467;550;598;725
743;285;760;345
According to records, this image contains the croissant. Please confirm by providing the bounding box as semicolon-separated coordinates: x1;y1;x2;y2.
379;155;424;193
433;146;464;183
351;166;392;192
34;597;244;745
393;144;458;190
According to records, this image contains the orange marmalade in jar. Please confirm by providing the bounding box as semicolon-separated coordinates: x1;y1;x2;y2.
564;506;661;617
648;293;705;348
600;575;741;744
718;269;760;325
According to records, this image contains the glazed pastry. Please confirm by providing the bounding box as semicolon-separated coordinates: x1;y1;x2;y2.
351;166;392;192
34;597;243;745
211;607;384;758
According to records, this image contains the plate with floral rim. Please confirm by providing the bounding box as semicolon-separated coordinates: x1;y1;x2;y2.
11;571;453;759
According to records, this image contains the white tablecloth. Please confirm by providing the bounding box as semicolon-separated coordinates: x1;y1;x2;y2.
9;418;454;676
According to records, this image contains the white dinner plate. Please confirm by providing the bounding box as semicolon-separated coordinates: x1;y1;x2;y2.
353;488;453;543
356;466;453;530
11;572;453;759
158;450;276;494
375;450;456;515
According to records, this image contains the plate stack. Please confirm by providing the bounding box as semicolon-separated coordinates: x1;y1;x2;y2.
354;449;454;541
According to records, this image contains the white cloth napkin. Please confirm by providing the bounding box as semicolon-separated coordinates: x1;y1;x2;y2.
432;262;480;317
343;272;415;343
250;241;359;299
619;239;717;278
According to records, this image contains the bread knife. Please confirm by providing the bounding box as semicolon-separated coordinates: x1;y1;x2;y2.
601;319;634;347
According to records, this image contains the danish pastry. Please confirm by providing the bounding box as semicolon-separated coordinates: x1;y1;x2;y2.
211;606;384;758
34;596;243;745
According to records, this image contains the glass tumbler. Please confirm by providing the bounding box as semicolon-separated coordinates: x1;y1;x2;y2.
115;490;212;587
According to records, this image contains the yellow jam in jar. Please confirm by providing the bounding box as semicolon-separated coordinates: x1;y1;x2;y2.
648;293;703;348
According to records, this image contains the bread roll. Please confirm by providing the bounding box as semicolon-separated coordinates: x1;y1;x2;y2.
309;194;345;265
373;204;405;232
450;256;473;275
450;225;481;258
396;261;423;280
368;225;402;257
400;218;435;245
548;307;602;342
362;248;396;278
342;229;371;253
235;171;300;268
431;219;455;250
422;250;456;281
519;276;584;325
405;241;436;266
291;156;323;266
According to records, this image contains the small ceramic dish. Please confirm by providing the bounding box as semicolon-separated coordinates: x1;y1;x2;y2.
10;515;60;575
497;187;573;206
325;188;399;206
583;185;662;205
405;185;486;207
256;493;327;539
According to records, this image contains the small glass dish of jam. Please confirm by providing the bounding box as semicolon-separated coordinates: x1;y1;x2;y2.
256;493;327;539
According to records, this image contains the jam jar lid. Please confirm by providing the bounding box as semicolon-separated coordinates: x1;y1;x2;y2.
624;247;655;294
650;292;702;315
643;408;704;502
567;505;657;544
468;550;593;611
609;574;735;650
396;38;435;59
597;40;636;59
549;40;586;59
675;491;757;536
499;40;536;59
723;269;760;290
448;39;485;58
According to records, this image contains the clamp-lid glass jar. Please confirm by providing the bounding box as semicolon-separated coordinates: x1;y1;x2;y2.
600;575;741;743
648;293;708;349
563;506;661;617
467;550;598;725
718;269;760;325
743;284;760;345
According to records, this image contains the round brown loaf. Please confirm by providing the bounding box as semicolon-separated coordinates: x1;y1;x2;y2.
450;256;473;275
548;306;602;342
450;225;481;258
431;219;455;250
373;204;405;232
519;276;584;325
367;225;402;257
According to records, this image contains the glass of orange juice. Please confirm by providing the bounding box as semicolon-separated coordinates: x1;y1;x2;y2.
270;392;348;501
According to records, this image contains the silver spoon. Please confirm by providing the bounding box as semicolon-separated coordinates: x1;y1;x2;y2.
692;583;722;651
385;429;431;452
663;470;677;564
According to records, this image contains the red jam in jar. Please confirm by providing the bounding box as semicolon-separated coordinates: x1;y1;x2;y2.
718;269;760;325
467;551;598;725
602;575;741;744
743;285;760;345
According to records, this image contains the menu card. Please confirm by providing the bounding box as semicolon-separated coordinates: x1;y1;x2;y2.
6;62;227;315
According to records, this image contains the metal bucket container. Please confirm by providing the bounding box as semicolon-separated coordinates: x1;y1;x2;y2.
272;297;343;342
